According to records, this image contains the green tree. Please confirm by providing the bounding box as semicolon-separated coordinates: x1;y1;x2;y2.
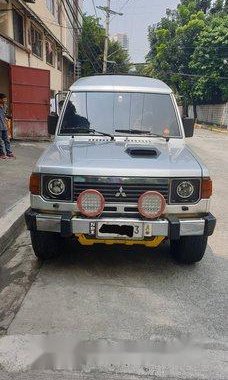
78;15;131;77
210;0;224;13
190;15;228;103
78;15;104;76
144;0;228;112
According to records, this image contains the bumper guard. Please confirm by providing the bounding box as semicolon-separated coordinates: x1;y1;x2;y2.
25;209;216;240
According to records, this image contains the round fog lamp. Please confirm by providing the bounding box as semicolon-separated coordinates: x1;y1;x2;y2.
77;189;105;217
138;191;166;219
48;178;65;196
177;181;194;199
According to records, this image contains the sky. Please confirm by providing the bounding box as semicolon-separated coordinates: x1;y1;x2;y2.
83;0;180;63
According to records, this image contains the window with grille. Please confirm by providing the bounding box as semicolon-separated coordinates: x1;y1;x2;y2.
13;9;24;45
46;40;55;66
31;25;43;58
46;0;55;15
57;50;62;71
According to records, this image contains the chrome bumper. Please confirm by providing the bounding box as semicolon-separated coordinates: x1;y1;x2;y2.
25;209;216;239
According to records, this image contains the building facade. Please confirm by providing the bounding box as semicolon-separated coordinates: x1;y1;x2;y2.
0;0;82;138
113;33;129;52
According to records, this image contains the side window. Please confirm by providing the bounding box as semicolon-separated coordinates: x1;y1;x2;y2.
46;40;55;66
13;9;24;45
31;25;43;58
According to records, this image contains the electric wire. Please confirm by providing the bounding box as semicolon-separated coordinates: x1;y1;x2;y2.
65;0;103;72
60;0;101;73
91;0;98;18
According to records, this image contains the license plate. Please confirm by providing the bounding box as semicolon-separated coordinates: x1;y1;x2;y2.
97;222;143;239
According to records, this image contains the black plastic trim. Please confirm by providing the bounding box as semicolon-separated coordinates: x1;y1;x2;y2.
60;213;72;237
167;216;180;240
25;208;37;231
204;213;216;236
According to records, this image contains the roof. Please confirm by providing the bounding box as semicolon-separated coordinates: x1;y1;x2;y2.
70;75;172;94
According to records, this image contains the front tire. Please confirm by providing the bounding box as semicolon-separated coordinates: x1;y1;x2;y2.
30;231;64;260
170;236;208;264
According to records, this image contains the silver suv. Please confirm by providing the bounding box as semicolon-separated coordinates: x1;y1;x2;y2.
26;75;216;264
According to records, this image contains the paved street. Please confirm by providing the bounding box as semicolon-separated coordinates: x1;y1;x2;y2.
0;129;227;379
0;142;48;217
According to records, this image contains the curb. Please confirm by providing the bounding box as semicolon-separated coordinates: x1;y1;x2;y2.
0;195;30;256
195;124;228;134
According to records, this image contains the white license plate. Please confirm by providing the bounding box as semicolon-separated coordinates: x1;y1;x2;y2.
97;222;143;239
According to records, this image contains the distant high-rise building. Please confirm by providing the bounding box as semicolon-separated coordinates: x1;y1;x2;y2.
113;33;129;51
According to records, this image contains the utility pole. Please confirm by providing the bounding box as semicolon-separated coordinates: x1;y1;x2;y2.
97;1;123;74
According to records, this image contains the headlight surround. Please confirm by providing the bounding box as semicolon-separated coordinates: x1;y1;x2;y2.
170;179;201;204
42;175;72;201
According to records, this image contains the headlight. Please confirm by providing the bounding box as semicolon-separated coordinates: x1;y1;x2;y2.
170;179;201;204
42;176;72;201
48;178;65;195
177;181;194;199
77;189;105;217
138;191;166;219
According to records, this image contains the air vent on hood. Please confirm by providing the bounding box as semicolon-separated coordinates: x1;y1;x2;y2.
126;146;160;158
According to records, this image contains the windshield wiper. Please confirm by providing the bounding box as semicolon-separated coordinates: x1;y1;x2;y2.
115;129;151;135
115;129;170;141
73;128;114;140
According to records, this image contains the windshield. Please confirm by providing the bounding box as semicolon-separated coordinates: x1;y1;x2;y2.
59;92;181;137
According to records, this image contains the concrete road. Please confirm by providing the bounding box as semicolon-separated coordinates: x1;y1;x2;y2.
0;141;48;217
0;129;227;379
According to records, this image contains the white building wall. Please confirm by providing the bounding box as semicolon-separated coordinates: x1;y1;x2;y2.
188;103;228;127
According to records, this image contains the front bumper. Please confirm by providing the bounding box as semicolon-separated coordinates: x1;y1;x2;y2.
25;209;216;240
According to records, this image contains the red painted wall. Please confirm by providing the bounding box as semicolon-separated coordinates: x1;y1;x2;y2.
10;65;50;138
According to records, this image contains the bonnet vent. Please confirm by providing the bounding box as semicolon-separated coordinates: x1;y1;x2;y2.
126;146;160;158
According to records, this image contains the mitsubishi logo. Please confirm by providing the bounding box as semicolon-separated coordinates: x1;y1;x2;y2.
115;186;127;198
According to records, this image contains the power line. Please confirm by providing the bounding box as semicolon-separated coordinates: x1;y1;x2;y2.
119;0;132;12
97;1;123;73
60;0;98;73
110;0;132;22
91;0;98;18
63;0;103;73
167;71;228;80
68;0;104;72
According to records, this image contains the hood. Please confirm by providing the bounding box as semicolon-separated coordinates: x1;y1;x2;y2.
36;139;203;177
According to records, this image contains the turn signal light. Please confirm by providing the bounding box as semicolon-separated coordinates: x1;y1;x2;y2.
29;173;41;195
201;178;212;199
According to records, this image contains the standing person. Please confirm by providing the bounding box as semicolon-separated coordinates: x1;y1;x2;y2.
0;93;14;159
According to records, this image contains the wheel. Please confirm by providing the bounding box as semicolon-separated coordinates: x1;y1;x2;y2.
170;236;208;264
30;231;64;260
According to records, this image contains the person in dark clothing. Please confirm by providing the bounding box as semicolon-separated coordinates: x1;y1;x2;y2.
0;93;14;159
60;100;90;133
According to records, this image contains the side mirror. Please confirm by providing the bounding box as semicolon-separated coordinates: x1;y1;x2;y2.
182;118;195;138
48;113;58;135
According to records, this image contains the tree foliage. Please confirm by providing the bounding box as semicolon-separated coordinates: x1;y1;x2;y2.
78;15;131;77
145;0;228;106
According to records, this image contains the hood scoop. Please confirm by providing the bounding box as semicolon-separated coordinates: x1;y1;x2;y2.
126;146;160;158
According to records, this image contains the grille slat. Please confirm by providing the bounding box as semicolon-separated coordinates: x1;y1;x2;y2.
74;179;169;203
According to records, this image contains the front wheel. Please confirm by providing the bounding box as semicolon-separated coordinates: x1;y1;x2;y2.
170;236;208;264
30;231;64;260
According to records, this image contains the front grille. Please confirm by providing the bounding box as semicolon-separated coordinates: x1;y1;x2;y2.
74;178;169;204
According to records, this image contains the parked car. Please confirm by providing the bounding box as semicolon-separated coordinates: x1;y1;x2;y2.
25;75;216;264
